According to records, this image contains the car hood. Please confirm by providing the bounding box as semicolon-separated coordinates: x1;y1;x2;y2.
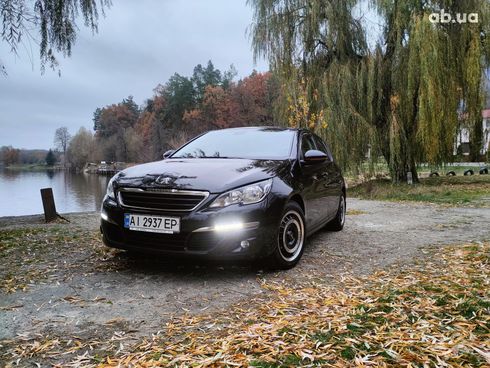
115;158;290;193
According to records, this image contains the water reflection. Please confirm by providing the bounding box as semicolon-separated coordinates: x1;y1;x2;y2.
0;168;111;216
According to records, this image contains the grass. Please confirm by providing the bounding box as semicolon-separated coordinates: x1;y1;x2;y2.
0;227;68;292
0;226;107;293
0;228;46;251
349;175;490;206
346;209;368;215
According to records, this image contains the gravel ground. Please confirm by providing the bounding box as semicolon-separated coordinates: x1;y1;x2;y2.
1;199;489;348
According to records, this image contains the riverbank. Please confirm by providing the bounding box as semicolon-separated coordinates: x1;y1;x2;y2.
3;163;66;171
0;211;99;229
1;199;490;366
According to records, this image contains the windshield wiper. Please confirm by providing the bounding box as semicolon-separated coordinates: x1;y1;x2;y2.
198;156;239;159
172;155;241;159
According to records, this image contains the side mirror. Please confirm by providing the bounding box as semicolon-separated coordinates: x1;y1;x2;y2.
163;149;175;159
303;150;328;164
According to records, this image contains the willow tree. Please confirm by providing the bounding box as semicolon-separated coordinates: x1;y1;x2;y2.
1;0;111;73
249;0;490;182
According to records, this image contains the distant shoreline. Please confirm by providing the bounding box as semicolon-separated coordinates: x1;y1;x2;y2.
2;164;67;171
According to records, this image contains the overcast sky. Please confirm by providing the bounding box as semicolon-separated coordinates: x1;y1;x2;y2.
0;0;269;150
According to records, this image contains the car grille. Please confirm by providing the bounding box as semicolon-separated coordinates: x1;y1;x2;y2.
125;231;188;252
118;188;208;211
187;232;221;251
120;230;219;252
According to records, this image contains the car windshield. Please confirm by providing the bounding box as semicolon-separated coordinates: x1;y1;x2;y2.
171;128;295;159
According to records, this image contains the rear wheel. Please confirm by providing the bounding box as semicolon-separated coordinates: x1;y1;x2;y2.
325;193;346;231
269;202;305;269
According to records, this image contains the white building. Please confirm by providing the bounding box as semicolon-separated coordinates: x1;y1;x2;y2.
455;109;490;156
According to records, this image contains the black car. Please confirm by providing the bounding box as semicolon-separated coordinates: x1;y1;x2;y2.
100;127;346;269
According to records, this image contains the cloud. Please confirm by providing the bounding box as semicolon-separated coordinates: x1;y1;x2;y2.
0;0;268;149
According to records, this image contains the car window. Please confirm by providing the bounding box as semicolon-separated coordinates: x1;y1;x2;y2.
300;134;317;158
171;128;295;160
313;135;332;161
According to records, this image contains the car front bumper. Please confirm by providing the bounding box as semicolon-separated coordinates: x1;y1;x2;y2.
100;193;286;260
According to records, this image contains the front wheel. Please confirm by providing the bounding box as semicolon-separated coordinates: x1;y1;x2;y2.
269;202;306;269
325;193;346;231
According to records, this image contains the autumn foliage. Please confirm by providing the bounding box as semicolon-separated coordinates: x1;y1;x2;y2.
91;62;277;163
184;71;275;130
0;146;20;166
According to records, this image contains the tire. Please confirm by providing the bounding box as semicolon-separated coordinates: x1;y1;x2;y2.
269;201;306;269
464;169;474;176
480;168;488;175
325;193;346;232
429;172;439;177
446;171;456;176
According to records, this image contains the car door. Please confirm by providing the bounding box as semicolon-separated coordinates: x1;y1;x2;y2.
297;133;330;229
313;135;343;220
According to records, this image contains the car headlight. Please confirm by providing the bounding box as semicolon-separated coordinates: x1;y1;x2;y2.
106;176;117;200
209;179;273;208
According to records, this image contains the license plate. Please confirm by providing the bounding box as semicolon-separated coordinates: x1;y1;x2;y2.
124;213;180;234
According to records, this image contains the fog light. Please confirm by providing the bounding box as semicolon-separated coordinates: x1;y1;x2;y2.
214;222;243;232
240;240;250;249
100;211;109;221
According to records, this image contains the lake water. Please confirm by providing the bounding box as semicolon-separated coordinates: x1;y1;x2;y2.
0;168;111;217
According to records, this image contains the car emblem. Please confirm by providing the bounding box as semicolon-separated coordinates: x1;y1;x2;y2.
155;175;174;185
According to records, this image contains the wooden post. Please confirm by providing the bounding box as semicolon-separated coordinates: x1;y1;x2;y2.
40;188;57;223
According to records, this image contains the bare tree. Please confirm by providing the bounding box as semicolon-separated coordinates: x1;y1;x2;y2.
67;127;94;170
54;127;71;167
